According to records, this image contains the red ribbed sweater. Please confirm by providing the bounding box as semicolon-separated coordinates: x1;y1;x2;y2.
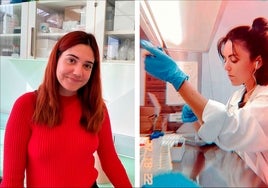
0;92;132;187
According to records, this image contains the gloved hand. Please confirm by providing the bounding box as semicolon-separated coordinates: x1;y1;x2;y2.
181;104;198;123
140;40;189;90
150;130;164;140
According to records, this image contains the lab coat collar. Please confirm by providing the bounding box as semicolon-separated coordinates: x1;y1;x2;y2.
226;85;265;113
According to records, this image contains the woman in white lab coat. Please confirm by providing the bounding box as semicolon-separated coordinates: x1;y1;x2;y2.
141;17;268;184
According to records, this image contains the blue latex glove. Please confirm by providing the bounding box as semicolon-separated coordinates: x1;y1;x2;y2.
140;40;189;90
182;104;198;123
150;130;164;140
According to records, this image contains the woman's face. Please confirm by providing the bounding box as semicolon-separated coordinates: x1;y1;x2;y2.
222;40;256;86
56;44;94;96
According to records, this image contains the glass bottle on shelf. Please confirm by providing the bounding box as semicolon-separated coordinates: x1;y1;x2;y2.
103;0;135;63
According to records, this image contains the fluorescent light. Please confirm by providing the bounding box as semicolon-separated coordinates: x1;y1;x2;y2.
37;8;50;17
140;1;162;45
71;7;85;14
147;1;182;46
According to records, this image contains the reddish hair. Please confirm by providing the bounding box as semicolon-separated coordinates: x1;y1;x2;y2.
33;31;104;133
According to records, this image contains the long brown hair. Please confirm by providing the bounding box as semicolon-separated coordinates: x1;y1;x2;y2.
33;31;104;133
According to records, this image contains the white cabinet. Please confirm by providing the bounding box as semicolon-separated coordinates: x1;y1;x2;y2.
99;0;135;63
0;0;96;59
29;0;95;59
0;0;135;62
0;3;28;58
27;0;94;58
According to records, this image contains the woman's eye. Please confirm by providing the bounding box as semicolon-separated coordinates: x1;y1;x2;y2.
67;58;76;64
84;63;93;70
230;58;238;63
229;56;239;63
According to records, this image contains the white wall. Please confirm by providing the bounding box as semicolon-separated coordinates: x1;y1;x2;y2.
140;49;145;106
101;63;135;137
0;58;46;113
202;0;268;103
0;58;135;137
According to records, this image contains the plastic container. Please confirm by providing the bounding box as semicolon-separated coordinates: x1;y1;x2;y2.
170;138;185;162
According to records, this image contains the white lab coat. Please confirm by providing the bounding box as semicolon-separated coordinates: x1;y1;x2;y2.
198;85;268;185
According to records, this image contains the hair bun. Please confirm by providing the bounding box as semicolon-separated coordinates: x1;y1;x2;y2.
252;17;268;33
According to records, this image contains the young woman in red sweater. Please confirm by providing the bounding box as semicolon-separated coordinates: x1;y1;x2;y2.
1;31;132;187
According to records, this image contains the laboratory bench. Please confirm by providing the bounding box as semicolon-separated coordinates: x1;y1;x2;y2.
140;134;267;187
